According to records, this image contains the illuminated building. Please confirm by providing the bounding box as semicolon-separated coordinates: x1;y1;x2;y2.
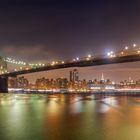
36;77;50;90
56;78;69;92
100;73;105;84
69;69;79;82
88;74;115;92
56;78;68;89
8;77;17;88
8;76;29;90
17;76;29;89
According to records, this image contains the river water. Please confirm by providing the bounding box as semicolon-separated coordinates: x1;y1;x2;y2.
0;93;140;140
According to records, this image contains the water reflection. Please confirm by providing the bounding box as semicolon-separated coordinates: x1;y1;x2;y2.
0;93;140;140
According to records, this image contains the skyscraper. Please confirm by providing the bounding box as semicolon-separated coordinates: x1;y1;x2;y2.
100;73;105;84
70;70;73;82
101;73;105;81
69;69;79;82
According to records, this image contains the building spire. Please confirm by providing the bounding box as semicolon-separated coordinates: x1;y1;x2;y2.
101;73;104;81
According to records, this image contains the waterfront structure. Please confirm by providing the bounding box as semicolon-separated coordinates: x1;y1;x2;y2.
8;76;29;90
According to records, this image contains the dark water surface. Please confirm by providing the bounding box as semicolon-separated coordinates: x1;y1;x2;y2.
0;93;140;140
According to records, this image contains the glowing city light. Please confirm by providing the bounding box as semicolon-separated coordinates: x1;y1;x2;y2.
133;43;136;47
107;52;111;56
20;67;23;70
88;54;91;58
61;61;65;64
51;61;55;65
125;46;128;50
110;51;114;54
107;51;115;58
76;57;79;61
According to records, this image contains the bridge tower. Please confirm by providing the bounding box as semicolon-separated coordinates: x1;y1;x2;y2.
0;57;8;93
0;56;8;74
0;76;8;93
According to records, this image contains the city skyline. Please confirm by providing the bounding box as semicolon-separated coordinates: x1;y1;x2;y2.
20;62;140;83
8;68;140;93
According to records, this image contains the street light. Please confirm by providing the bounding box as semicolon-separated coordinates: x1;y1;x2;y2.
133;43;136;47
107;52;111;56
76;57;79;61
125;46;128;50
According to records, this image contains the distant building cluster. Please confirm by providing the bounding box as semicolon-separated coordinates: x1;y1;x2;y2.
8;69;140;92
119;77;140;89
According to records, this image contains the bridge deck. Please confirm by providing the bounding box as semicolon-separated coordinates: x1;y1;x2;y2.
0;54;140;77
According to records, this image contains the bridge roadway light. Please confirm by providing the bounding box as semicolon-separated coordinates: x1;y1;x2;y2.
107;51;116;58
107;52;111;56
133;43;136;47
125;46;128;50
76;57;79;61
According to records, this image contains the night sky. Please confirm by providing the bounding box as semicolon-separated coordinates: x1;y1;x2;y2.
0;0;140;82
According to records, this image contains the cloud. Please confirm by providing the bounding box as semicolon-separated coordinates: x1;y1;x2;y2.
0;45;57;62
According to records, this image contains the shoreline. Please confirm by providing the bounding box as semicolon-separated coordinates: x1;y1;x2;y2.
5;90;140;96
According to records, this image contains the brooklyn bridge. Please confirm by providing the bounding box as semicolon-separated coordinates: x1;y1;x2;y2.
0;46;140;92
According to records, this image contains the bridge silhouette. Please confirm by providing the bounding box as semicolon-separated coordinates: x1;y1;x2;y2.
0;49;140;93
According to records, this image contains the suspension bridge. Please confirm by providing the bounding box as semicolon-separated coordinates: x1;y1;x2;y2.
0;45;140;93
